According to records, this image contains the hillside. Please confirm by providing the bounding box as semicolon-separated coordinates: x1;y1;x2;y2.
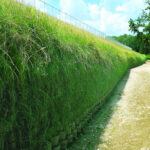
0;0;146;150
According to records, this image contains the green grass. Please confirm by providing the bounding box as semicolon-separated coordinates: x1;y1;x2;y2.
146;54;150;59
0;0;146;149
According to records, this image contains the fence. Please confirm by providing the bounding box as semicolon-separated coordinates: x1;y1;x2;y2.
17;0;132;50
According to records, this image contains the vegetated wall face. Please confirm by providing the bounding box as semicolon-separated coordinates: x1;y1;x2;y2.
0;0;146;149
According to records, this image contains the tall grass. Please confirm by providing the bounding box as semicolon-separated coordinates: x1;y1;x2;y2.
146;54;150;59
0;0;146;149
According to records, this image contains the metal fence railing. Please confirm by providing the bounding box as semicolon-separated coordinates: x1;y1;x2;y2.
17;0;132;50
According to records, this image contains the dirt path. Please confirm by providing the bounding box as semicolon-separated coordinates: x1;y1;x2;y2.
69;61;150;150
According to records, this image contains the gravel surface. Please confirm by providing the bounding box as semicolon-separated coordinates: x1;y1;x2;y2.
99;60;150;150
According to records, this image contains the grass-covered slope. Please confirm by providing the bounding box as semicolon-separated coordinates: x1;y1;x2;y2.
0;0;146;149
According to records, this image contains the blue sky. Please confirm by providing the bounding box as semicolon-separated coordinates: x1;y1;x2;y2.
24;0;146;36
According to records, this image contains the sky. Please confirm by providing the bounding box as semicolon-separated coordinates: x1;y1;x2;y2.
22;0;146;36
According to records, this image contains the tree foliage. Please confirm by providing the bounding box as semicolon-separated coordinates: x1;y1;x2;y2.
129;0;150;54
112;34;140;52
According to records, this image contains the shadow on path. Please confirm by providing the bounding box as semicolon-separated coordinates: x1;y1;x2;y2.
68;71;130;150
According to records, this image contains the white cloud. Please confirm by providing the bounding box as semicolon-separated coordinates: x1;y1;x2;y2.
87;5;130;35
60;0;72;13
59;0;89;20
19;0;35;6
116;6;124;12
115;0;145;18
18;0;47;13
89;4;100;19
36;0;47;13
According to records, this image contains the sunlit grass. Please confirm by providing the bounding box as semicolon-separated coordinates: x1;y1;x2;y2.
146;54;150;59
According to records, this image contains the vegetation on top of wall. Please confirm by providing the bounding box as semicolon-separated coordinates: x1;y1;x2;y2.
0;0;146;149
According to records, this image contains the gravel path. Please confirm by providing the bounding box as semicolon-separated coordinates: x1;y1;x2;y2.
69;61;150;150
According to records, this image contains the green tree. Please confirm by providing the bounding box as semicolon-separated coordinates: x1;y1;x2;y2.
112;34;140;52
129;0;150;54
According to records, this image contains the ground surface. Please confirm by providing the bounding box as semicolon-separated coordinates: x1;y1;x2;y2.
69;61;150;150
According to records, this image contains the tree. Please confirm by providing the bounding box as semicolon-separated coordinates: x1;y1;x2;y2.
129;0;150;54
112;34;140;52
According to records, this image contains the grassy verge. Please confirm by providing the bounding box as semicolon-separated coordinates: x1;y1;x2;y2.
0;0;146;149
